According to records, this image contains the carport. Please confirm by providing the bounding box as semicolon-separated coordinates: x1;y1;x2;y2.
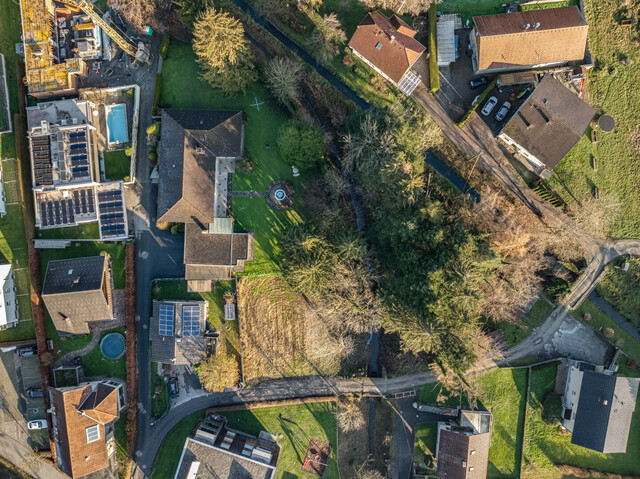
437;20;456;66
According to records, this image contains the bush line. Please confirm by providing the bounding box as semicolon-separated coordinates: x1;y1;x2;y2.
428;3;439;94
457;76;499;127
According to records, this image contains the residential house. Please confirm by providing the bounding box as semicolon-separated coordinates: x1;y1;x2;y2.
561;360;639;453
469;6;588;74
498;74;595;178
42;256;113;335
348;12;426;95
26;99;128;240
0;264;18;330
49;379;125;478
436;410;492;479
157;109;254;292
174;414;279;479
150;300;211;366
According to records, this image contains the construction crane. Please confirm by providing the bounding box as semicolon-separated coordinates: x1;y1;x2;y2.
61;0;150;64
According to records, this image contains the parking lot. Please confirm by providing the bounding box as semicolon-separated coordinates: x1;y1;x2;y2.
476;82;534;134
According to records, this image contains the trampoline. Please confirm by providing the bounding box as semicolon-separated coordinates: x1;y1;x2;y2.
100;333;125;359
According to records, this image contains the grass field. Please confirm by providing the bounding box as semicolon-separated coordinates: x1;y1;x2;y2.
103;150;131;181
35;222;100;240
81;327;126;380
160;39;309;274
151;362;168;420
491;298;555;348
595;256;640;325
413;421;438;466
523;364;640;477
419;368;527;478
573;299;640;378
151;410;205;478
545;0;640;238
0;0;33;342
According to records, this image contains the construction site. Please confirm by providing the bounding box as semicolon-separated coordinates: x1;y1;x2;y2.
19;0;149;98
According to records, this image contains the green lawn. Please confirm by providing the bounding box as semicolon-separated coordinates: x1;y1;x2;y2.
545;0;640;238
151;410;205;478
491;298;555;348
524;363;640;476
414;421;438;464
151;362;168;420
419;368;527;478
36;222;100;240
520;0;578;11
160;40;309;274
0;0;20;160
103;150;131;181
114;415;128;472
595;256;640;325
573;299;640;378
81;327;126;380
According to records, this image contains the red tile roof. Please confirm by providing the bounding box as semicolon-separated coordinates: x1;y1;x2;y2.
348;12;426;83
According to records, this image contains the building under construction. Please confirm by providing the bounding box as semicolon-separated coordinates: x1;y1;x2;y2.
19;0;108;98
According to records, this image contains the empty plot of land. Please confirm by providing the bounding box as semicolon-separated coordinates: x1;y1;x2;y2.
237;276;345;383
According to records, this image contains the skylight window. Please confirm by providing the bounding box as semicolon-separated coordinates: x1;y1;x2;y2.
86;425;100;443
375;42;382;50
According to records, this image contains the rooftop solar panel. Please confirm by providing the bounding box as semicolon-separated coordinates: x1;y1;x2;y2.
158;304;174;336
182;305;200;337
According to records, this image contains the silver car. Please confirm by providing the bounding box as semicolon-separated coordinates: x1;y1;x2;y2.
481;96;498;116
27;419;47;430
495;101;512;121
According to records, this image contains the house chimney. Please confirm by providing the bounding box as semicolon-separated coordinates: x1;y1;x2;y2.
533;22;540;29
390;35;396;41
523;23;530;30
73;276;81;285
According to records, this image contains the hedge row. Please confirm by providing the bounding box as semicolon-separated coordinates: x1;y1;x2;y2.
428;3;439;93
457;76;499;127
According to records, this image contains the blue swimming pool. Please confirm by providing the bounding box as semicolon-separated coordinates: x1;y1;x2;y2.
106;104;128;144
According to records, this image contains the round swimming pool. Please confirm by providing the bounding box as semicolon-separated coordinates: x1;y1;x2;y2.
274;189;286;201
100;333;125;360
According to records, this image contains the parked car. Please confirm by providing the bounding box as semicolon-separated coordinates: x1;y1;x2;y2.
27;419;47;430
27;388;43;399
17;346;36;357
495;101;512;121
469;76;489;89
481;96;499;116
168;377;179;398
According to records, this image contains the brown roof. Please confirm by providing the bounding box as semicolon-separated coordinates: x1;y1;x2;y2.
348;12;426;83
437;429;491;479
184;223;253;267
49;383;120;478
157;109;243;224
500;75;595;169
473;7;588;72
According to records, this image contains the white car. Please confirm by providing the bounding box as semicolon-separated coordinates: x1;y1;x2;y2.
481;96;498;116
27;419;47;430
495;101;512;121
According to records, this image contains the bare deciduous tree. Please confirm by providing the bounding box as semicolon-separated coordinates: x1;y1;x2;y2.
360;0;434;16
353;463;385;479
337;395;366;432
114;0;169;33
195;352;240;392
263;57;303;107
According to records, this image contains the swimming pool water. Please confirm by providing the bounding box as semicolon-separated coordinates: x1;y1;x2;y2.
106;104;128;144
100;332;125;359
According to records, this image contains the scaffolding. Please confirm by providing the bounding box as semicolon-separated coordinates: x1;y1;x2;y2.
20;0;85;97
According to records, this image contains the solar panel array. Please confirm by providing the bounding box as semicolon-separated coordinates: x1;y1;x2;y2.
38;187;96;227
66;130;90;180
158;304;174;336
98;189;126;238
31;136;54;186
182;305;201;337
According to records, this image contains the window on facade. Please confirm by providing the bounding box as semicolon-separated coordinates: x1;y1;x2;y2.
86;425;100;443
375;42;382;50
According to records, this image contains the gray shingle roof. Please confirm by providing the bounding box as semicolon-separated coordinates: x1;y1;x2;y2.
150;301;208;365
157;109;243;224
184;223;251;266
572;371;639;453
42;256;106;294
500;75;595;170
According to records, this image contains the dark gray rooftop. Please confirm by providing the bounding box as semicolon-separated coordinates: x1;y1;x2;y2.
572;371;639;453
150;300;207;365
42;256;106;294
184;223;251;266
500;75;595;170
157;109;243;224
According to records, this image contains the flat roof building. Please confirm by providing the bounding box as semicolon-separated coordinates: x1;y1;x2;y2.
42;255;113;335
174;415;279;479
